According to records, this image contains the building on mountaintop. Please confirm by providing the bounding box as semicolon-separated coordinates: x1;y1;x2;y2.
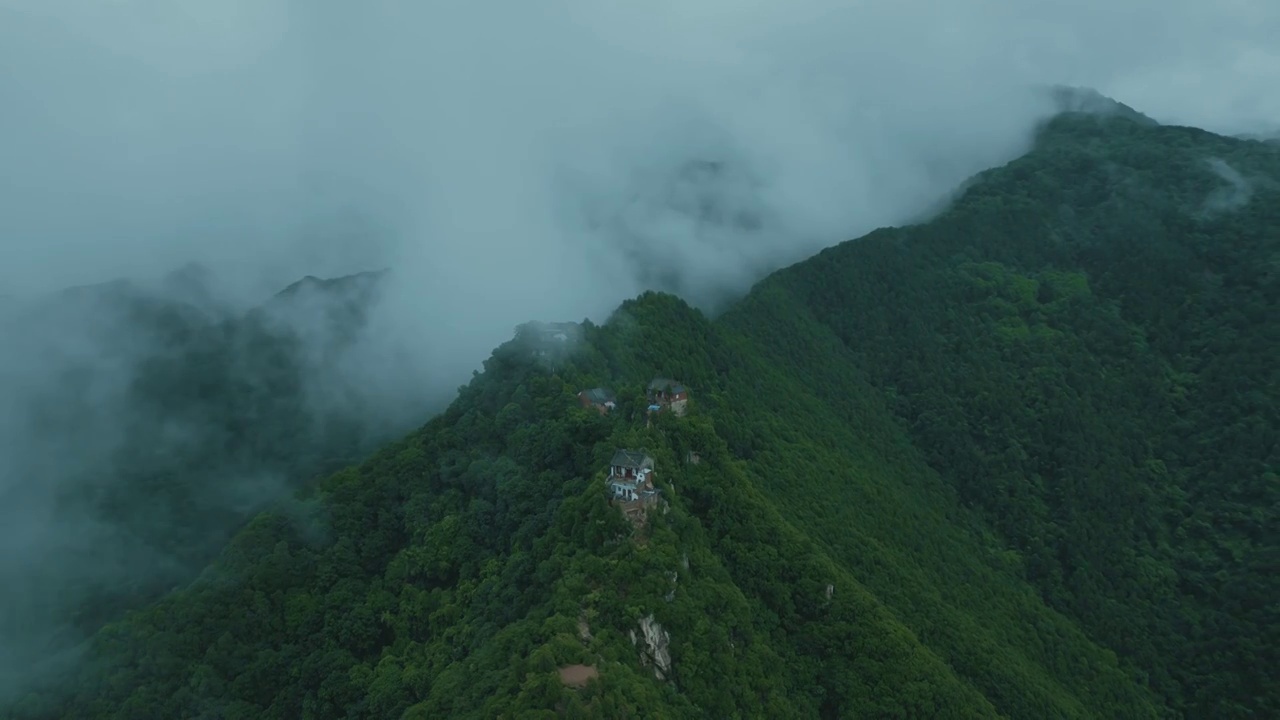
610;449;654;481
647;378;689;416
578;387;616;414
534;321;580;344
608;449;661;508
516;320;582;365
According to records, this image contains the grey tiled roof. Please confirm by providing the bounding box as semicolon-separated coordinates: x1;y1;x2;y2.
648;378;687;393
582;387;615;403
610;449;653;469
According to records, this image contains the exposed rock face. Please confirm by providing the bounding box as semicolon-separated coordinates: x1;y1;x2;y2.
629;614;672;680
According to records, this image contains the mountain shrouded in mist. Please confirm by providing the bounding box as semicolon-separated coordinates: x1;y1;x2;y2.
0;268;428;703
4;99;1277;719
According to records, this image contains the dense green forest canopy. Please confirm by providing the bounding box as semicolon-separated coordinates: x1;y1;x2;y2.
6;107;1278;719
722;112;1280;717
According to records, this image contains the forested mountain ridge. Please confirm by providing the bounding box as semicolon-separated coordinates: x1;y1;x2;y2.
6;108;1277;718
11;293;1162;719
723;111;1280;716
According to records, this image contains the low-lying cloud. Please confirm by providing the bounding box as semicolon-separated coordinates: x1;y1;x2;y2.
4;1;1278;314
1;0;1278;704
1202;158;1255;214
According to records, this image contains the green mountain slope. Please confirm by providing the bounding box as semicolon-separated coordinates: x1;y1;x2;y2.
721;112;1280;716
11;299;1157;719
8;109;1277;719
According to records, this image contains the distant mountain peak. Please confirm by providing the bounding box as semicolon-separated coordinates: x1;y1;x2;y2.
1044;84;1158;126
1233;128;1280;145
272;268;391;301
258;268;393;357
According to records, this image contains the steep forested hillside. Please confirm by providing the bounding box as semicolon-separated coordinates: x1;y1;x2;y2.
6;109;1276;719
724;112;1280;717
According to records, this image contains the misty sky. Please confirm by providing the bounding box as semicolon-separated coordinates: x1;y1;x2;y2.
1;0;1278;327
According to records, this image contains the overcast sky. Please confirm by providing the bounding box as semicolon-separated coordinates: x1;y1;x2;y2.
1;0;1277;325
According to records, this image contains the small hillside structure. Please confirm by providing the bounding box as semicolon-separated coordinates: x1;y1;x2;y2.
610;449;654;483
578;387;616;414
608;449;661;509
533;320;580;344
517;320;582;364
647;378;689;416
